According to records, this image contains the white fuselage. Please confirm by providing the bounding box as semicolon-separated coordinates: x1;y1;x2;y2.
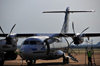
19;36;64;60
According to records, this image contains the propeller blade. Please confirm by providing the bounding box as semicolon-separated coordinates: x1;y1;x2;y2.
80;27;89;35
72;22;75;33
68;54;78;62
72;22;76;35
64;37;78;54
64;37;70;53
10;24;16;34
46;42;50;55
0;26;5;34
44;39;50;55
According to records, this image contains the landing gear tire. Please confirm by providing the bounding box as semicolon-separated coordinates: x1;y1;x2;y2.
0;59;4;66
27;60;36;66
27;60;32;66
33;60;36;64
0;52;4;66
63;55;69;64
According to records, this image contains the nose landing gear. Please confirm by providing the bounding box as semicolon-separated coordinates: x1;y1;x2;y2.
26;59;36;66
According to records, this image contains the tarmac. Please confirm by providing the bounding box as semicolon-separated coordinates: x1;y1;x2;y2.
4;52;100;66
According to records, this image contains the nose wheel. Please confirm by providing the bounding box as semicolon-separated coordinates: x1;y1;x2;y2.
27;59;36;66
27;60;32;66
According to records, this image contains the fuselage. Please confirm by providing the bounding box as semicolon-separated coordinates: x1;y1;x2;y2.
19;36;64;60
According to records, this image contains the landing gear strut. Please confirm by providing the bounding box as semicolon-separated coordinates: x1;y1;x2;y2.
27;60;32;66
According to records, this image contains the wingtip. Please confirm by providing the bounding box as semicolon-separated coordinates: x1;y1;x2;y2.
91;10;95;12
42;12;46;13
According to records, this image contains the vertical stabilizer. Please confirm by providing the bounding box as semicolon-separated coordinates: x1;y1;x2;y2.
61;7;69;34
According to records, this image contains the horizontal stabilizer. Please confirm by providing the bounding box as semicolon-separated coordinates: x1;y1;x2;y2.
69;10;95;13
43;10;95;13
43;11;66;13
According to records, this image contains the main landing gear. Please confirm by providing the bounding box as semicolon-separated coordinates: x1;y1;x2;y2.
0;51;4;66
63;54;69;64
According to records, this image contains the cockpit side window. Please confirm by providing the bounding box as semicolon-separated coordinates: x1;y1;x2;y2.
23;41;29;45
30;41;42;45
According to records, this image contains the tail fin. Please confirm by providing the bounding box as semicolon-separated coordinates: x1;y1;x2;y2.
61;7;69;34
43;7;94;34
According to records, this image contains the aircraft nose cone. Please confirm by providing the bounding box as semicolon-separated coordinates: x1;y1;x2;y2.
20;46;32;59
20;45;33;58
20;45;31;54
19;45;38;60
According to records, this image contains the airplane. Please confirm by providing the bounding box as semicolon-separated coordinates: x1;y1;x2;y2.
19;7;100;65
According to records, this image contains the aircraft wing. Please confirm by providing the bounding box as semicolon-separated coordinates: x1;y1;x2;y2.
0;33;100;38
0;34;8;37
16;34;37;37
48;33;100;38
0;33;36;37
81;33;100;37
60;33;100;37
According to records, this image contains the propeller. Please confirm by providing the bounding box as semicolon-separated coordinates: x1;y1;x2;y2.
7;24;16;37
63;37;78;62
0;24;16;37
44;37;60;55
0;24;16;44
63;37;77;54
6;24;16;44
44;39;50;55
72;22;89;37
63;22;89;61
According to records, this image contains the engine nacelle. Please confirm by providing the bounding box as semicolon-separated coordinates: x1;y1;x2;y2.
73;36;84;45
46;38;59;44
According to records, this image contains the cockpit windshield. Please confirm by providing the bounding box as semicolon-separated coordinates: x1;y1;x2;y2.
23;40;42;45
23;41;29;44
30;41;41;44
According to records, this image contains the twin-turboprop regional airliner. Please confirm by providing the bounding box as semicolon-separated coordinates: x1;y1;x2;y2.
18;7;100;65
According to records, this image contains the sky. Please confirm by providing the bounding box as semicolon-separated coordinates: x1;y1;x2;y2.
0;0;100;45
